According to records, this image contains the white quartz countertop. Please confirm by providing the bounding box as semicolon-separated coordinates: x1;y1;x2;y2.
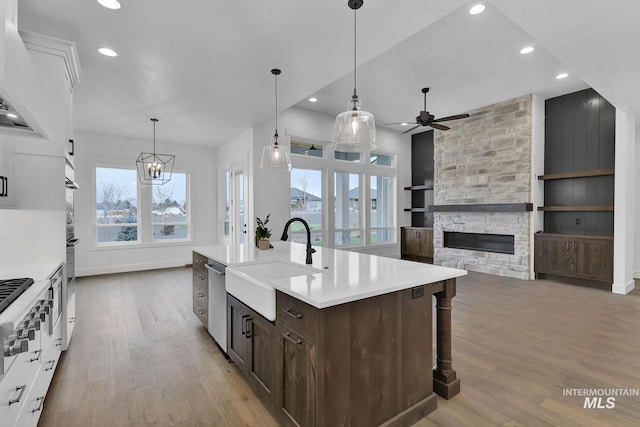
193;242;466;309
0;261;62;281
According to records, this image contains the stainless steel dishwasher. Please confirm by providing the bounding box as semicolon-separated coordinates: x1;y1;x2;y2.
205;260;227;352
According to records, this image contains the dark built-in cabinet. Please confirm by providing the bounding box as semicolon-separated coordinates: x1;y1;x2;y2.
401;226;434;262
402;130;435;261
534;233;613;288
535;88;615;288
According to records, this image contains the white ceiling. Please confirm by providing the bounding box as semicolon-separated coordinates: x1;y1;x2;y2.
17;0;640;147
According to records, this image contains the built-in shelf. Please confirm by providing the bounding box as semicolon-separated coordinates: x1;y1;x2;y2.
537;205;614;212
403;185;434;191
537;169;615;181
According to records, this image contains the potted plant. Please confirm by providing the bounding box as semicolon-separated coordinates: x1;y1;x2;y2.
256;214;272;250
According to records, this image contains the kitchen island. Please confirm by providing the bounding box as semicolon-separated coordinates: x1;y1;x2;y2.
192;242;466;426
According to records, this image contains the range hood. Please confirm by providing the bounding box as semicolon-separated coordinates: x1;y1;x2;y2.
0;1;48;138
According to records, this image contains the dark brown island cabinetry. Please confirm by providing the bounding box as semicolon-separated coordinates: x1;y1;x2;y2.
534;233;613;288
192;252;209;327
227;294;277;406
227;279;460;427
401;226;434;262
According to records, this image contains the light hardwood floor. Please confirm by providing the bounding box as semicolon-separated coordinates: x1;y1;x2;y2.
38;268;640;426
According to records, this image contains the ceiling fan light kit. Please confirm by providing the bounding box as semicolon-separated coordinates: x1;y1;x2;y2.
261;68;292;172
332;0;377;153
136;118;175;185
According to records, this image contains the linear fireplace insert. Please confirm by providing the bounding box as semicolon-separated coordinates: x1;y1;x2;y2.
444;231;515;254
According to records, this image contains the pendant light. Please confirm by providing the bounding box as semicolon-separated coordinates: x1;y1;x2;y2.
261;68;292;171
332;0;376;152
136;118;175;185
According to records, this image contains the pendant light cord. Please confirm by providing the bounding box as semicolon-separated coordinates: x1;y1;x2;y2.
353;5;358;99
275;71;278;138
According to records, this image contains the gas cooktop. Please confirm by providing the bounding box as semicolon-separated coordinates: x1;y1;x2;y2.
0;278;35;314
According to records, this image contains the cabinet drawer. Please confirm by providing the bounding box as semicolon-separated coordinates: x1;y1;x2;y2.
0;352;38;426
193;252;208;274
193;281;209;328
276;292;317;342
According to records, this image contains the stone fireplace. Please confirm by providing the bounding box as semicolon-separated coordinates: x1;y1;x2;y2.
434;95;533;280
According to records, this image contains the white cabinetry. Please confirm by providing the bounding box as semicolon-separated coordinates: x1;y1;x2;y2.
0;140;15;208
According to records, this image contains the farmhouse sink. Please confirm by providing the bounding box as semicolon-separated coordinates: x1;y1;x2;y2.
225;261;321;321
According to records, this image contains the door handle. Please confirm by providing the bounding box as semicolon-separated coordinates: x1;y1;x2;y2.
8;385;26;405
241;314;249;336
68;139;74;156
0;176;7;197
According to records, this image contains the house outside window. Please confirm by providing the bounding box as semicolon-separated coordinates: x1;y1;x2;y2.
96;167;139;243
288;137;396;248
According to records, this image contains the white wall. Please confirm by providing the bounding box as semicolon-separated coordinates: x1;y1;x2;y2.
251;107;411;258
612;109;636;294
74;131;217;276
635;121;640;279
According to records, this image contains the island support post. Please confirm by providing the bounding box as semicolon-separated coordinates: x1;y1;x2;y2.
433;278;460;399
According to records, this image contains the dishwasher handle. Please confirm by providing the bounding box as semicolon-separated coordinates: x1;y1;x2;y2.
205;262;226;276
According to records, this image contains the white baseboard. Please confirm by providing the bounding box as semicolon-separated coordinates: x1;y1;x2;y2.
77;259;190;277
612;279;636;295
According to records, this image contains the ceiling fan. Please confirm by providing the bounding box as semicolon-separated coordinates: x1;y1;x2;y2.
386;88;470;134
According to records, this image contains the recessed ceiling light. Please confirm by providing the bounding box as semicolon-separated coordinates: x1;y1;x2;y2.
469;4;485;15
520;46;535;54
97;0;121;9
7;113;17;119
556;73;569;79
98;47;118;57
401;122;408;126
308;97;317;103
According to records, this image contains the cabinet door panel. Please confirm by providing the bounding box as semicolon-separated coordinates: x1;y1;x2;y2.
573;239;613;282
227;295;249;374
535;235;573;276
276;323;316;427
248;314;276;406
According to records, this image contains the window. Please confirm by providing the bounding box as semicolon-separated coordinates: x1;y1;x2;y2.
289;135;396;248
152;172;189;240
290;168;323;246
96;167;139;243
224;170;230;236
291;140;323;158
95;166;190;245
370;152;393;166
335;151;360;162
371;175;393;243
334;171;360;246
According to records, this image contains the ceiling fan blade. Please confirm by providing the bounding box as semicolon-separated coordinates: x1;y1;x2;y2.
432;113;470;123
430;123;450;131
401;125;421;135
384;122;417;125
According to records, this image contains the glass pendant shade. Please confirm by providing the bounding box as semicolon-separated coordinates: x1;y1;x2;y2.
260;134;292;171
333;97;376;152
260;68;291;172
331;0;376;152
136;118;175;185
